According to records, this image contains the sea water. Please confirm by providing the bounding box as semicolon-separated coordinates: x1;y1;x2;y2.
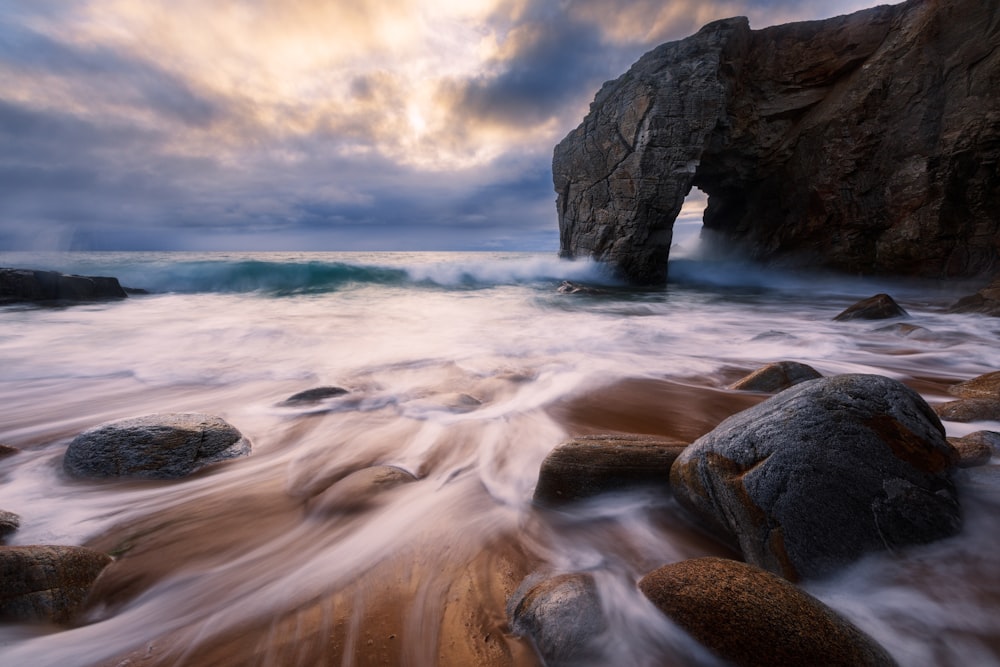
0;251;997;666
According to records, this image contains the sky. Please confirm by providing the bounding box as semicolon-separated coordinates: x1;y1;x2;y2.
1;0;879;253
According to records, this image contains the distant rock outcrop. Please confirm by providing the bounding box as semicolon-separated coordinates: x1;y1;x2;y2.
554;0;1000;285
0;268;128;304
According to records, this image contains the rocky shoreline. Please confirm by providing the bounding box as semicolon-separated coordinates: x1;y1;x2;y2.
1;287;998;665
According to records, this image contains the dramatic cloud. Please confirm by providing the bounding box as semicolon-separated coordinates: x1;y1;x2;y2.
0;0;880;252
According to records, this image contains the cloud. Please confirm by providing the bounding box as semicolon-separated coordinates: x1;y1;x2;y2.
0;0;882;252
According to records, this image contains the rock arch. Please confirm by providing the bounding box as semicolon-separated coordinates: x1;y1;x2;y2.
554;0;1000;286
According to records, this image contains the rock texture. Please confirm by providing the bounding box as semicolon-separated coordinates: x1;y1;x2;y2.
638;558;898;667
834;294;909;321
0;511;20;541
671;374;961;581
0;268;128;304
950;275;1000;316
64;413;251;480
947;433;994;468
533;434;687;506
934;398;1000;423
0;545;112;623
306;465;417;516
728;361;822;392
554;0;1000;285
508;573;606;667
948;371;1000;399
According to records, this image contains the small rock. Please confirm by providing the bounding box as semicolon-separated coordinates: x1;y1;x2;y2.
873;323;933;338
671;374;961;580
508;573;607;667
728;361;822;392
948;371;1000;399
64;413;251;480
834;294;909;321
0;545;113;623
307;465;416;516
0;444;18;458
533;435;687;506
950;275;1000;316
638;558;897;667
280;386;349;406
0;511;20;540
934;398;1000;423
947;434;994;468
556;281;605;295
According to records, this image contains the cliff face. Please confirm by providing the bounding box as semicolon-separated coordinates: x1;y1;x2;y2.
554;0;1000;285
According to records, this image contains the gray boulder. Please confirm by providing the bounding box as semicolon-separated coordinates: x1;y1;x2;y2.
639;558;897;667
0;510;19;541
0;545;112;623
508;573;607;667
280;386;349;406
533;434;687;506
728;361;822;392
671;374;961;581
64;413;251;480
0;268;127;304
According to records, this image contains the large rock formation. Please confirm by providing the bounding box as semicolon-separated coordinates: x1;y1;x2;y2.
0;268;128;303
554;0;1000;285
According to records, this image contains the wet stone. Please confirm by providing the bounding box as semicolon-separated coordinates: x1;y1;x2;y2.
533;434;688;506
935;398;1000;423
728;361;822;393
307;465;417;516
280;386;349;406
638;557;898;667
0;545;113;624
948;432;999;467
64;413;251;480
508;573;607;667
948;371;1000;399
0;511;20;540
834;294;908;321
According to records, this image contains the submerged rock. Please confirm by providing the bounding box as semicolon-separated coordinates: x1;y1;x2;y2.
554;0;999;284
948;371;1000;399
0;511;20;540
950;276;1000;316
947;433;995;468
671;374;961;580
64;413;251;480
533;435;687;506
834;294;909;321
280;386;349;406
0;545;112;623
638;558;897;667
0;268;127;304
728;361;822;392
0;444;18;458
508;573;607;667
306;465;417;516
934;398;1000;423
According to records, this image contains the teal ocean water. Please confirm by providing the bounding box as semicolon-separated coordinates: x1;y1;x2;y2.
1;251;998;665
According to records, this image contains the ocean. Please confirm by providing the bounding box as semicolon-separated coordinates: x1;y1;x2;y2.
0;250;998;666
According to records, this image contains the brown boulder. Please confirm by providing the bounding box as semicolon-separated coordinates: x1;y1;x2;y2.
532;434;687;506
948;371;1000;399
306;465;417;516
951;276;1000;316
947;433;995;468
728;361;822;392
833;294;909;321
0;545;112;623
638;557;897;667
279;386;349;406
934;398;1000;423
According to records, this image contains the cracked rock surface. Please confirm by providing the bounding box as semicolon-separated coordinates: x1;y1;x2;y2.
554;0;1000;284
670;374;962;581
